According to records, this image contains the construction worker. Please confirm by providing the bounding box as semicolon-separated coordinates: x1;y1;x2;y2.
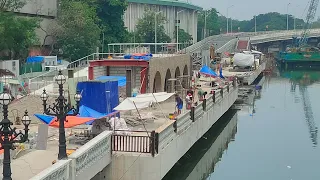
175;94;183;115
185;93;192;110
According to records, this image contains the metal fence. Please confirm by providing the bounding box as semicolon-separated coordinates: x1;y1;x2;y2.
111;130;157;156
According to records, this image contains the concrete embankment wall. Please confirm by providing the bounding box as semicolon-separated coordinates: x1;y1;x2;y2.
101;85;238;180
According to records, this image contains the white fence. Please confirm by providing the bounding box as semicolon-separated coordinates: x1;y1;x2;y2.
30;131;112;180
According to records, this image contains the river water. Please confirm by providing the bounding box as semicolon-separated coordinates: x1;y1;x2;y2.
163;69;320;180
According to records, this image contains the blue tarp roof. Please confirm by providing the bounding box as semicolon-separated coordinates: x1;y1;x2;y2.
95;76;126;87
35;105;109;125
199;65;218;77
26;56;44;63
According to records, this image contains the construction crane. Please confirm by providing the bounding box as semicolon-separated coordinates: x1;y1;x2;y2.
298;0;320;46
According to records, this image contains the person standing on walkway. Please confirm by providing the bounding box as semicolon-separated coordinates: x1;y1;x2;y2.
175;94;183;115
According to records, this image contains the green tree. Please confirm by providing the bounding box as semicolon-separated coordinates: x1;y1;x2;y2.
54;0;101;61
135;10;171;43
197;8;220;41
93;0;129;52
174;28;193;48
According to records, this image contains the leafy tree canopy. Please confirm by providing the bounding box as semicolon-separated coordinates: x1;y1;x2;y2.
197;8;220;40
135;10;171;43
54;0;101;61
0;0;25;11
175;28;192;44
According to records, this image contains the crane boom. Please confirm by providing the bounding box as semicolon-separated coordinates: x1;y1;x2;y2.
299;0;320;46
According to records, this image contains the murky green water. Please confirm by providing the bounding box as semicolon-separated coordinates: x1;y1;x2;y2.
164;69;320;180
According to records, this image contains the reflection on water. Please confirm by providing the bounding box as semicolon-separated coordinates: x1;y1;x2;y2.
163;110;238;180
280;70;320;147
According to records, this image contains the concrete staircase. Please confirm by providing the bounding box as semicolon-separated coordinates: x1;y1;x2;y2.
236;39;251;52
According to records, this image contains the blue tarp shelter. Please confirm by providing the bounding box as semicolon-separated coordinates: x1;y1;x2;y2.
77;80;119;114
199;65;218;77
26;56;44;63
34;105;116;125
96;76;126;87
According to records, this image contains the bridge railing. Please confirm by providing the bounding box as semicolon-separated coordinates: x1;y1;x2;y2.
30;131;112;180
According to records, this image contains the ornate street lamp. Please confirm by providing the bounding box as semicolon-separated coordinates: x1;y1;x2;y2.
0;91;30;180
41;70;82;160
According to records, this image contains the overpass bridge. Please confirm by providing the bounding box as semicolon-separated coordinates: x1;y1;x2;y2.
186;28;320;68
21;28;320;180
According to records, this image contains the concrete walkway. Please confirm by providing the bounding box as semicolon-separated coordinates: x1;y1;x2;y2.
0;149;57;180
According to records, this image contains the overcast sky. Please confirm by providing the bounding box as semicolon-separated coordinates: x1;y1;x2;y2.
188;0;320;21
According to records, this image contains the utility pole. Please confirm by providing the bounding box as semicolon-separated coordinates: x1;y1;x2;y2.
226;5;234;34
287;2;291;30
155;11;162;54
176;10;184;53
255;15;257;33
204;11;207;38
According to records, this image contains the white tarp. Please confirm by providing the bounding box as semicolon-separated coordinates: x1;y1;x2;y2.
251;50;263;55
114;92;174;111
109;117;131;135
233;53;255;67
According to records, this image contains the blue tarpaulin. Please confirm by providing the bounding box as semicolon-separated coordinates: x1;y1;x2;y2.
77;80;119;114
34;114;54;124
26;56;44;63
199;65;218;77
34;105;113;125
96;76;126;87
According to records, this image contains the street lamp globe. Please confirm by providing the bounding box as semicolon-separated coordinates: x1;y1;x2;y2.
74;91;82;102
0;92;11;105
21;110;31;126
55;70;66;85
41;89;49;101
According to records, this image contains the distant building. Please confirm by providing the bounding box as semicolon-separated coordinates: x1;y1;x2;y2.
13;0;58;55
124;0;202;44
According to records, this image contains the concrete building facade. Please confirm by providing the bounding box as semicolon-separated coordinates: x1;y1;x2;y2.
124;0;202;44
15;0;58;46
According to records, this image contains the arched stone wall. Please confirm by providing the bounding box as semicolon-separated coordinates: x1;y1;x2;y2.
182;65;189;88
153;71;162;93
164;69;172;92
149;54;191;93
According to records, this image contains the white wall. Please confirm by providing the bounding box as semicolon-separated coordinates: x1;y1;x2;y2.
0;60;20;77
19;0;57;17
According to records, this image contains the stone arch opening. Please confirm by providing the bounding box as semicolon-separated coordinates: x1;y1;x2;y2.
164;69;172;92
174;67;181;92
182;65;189;88
153;71;162;93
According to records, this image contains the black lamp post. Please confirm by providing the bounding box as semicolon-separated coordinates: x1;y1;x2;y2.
0;92;31;180
41;70;82;160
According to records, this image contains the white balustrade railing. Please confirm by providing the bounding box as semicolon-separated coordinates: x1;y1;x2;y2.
31;131;112;180
157;121;176;151
30;160;72;180
176;110;192;134
206;95;214;110
69;131;112;180
194;102;204;120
